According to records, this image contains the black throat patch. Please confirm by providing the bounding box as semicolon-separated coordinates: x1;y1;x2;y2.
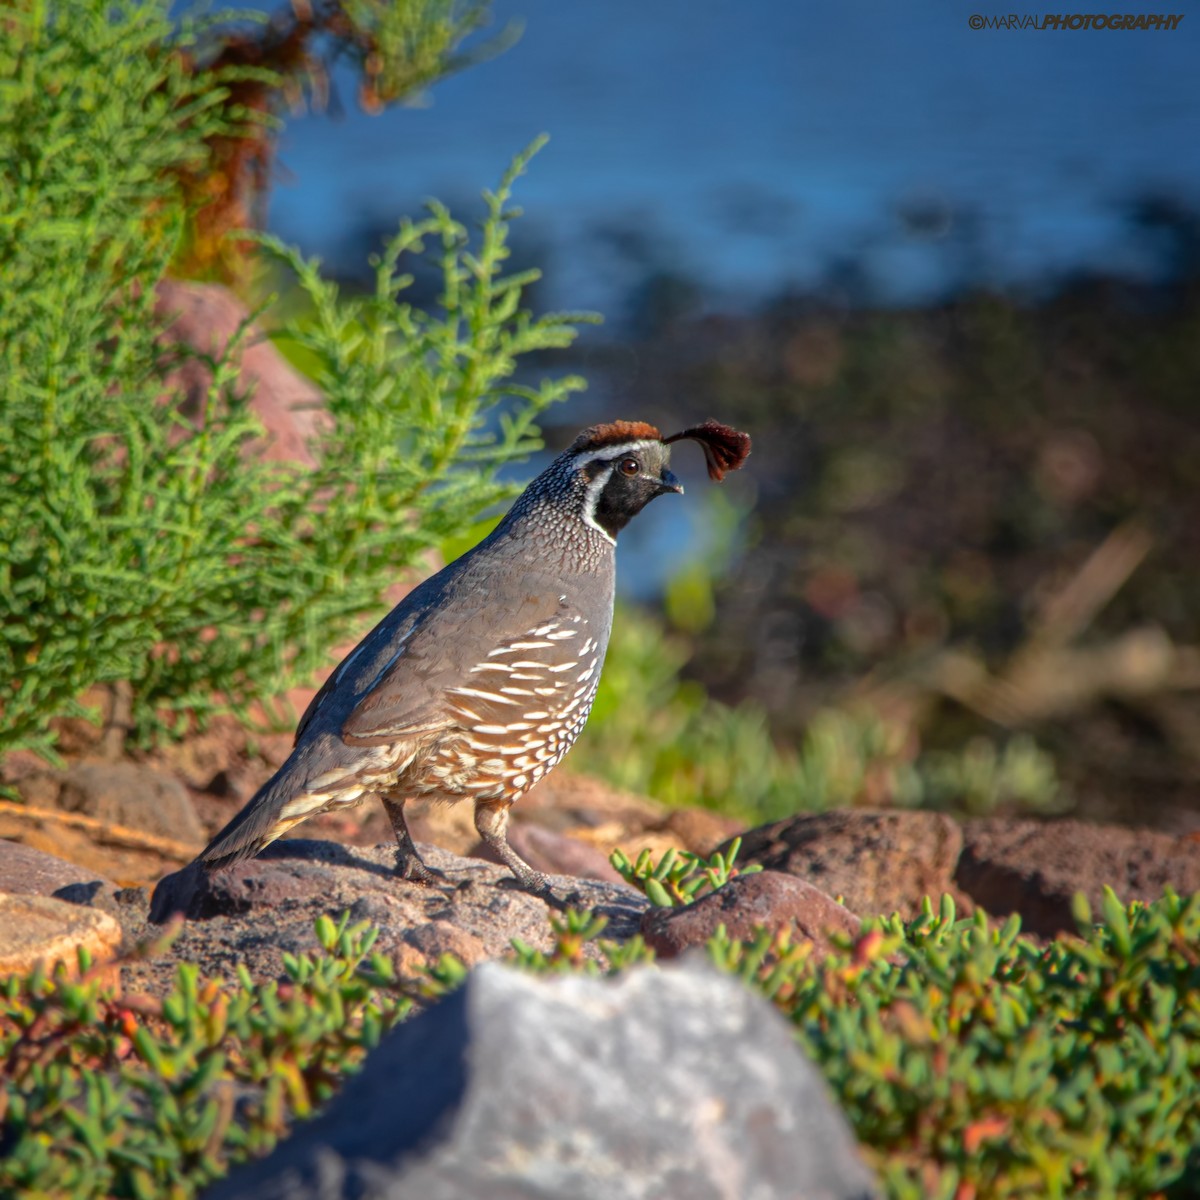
591;465;662;539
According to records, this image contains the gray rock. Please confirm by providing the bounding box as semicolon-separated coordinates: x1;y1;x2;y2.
204;960;878;1200
126;841;648;996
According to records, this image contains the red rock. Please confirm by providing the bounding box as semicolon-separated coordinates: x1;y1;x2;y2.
393;920;488;976
0;893;123;981
722;809;968;919
957;817;1200;937
155;279;329;466
641;870;860;960
0;839;116;898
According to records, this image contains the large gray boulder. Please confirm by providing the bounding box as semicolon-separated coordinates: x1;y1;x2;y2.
205;959;878;1200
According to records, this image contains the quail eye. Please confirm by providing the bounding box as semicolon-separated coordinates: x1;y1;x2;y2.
618;456;640;477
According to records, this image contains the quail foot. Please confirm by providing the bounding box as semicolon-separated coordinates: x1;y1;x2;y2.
156;419;750;910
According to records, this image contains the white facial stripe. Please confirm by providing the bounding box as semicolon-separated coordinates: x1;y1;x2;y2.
566;439;663;474
581;462;617;543
574;438;667;545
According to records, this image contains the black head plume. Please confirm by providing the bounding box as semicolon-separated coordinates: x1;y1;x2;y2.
662;420;752;482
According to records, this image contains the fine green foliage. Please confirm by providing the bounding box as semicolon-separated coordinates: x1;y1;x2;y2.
577;605;1065;823
340;0;521;108
0;0;250;757
2;891;1198;1198
0;0;587;763
253;139;591;565
610;836;762;908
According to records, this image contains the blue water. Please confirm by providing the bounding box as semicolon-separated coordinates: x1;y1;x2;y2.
264;1;1200;595
269;0;1200;313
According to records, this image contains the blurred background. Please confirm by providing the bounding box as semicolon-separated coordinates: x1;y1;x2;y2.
265;0;1200;832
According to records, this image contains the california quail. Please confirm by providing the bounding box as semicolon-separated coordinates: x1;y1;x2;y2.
168;419;750;900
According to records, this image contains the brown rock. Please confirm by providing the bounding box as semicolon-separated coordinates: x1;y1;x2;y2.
0;839;116;899
9;770;61;809
143;716;288;798
642;871;860;960
0;893;123;979
49;760;205;845
570;825;684;866
657;807;746;855
724;809;969;920
956;818;1200;938
470;823;624;884
392;920;489;977
0;808;184;890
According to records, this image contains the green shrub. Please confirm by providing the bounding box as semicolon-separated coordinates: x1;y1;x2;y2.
0;0;587;761
609;835;761;907
4;887;1197;1198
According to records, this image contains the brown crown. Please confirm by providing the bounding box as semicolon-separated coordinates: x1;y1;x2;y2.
567;420;663;452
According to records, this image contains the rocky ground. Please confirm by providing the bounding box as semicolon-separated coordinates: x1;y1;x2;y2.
3;733;1200;993
5;736;1200;1200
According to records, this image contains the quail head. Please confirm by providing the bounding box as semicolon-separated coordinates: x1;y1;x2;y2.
160;418;750;906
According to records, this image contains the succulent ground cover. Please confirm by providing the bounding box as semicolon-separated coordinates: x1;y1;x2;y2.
2;852;1197;1199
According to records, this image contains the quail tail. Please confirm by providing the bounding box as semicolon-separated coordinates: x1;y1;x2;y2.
196;761;306;872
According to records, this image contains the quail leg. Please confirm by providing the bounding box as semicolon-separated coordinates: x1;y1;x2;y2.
382;796;445;885
473;802;554;897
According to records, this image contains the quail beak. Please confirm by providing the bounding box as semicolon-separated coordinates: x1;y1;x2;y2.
657;468;684;496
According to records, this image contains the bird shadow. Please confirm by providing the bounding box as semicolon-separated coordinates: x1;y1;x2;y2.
259;837;398;881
